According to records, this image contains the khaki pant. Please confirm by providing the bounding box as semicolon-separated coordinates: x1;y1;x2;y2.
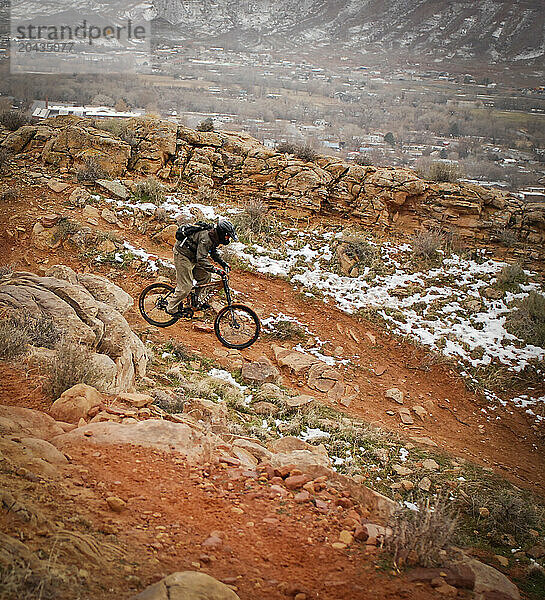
167;250;211;313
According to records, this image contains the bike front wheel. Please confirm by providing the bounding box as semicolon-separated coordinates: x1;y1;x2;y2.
214;304;261;349
139;283;179;328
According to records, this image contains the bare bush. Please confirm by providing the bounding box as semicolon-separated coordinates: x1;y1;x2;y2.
355;154;374;166
496;263;527;291
295;144;318;162
416;159;462;183
0;320;29;359
385;495;458;568
196;117;214;132
276;141;297;155
411;229;446;260
133;177;165;205
95;118;137;146
0;187;17;201
76;157;106;183
505;292;545;348
42;338;107;399
264;319;308;341
0;110;30;131
492;227;519;247
231;199;275;240
0;558;62;600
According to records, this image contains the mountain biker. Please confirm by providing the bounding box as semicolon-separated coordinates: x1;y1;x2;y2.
166;219;237;316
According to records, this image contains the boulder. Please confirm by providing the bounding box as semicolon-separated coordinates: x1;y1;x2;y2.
182;397;228;425
131;571;240;600
272;345;317;375
0;405;64;440
241;357;279;384
51;420;217;465
95;179;129;199
232;438;273;462
50;383;104;423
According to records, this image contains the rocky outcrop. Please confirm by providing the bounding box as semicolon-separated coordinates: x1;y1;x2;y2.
3;116;544;246
0;269;148;392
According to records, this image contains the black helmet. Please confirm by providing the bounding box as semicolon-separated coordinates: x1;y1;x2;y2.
216;219;237;245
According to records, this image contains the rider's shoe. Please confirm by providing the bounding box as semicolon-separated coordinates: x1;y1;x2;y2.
166;307;182;317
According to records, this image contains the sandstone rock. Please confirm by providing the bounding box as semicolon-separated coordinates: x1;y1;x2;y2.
50;384;104;423
0;405;64;440
392;464;413;477
47;179;69;193
241;357;279;384
481;287;504;300
153;224;178;246
418;477;432;492
399;408;414;425
284;474;311;490
69;186;93;206
96;179;129;199
106;496;126;513
183;398;228;425
339;530;353;545
131;571;240;600
385;388;404;404
272;345;316;374
422;458;440;471
285;394;314;409
116;392;154;409
456;557;520;600
83;204;100;222
101;208;119;224
19;437;68;465
51;420;216;465
232;439;272;463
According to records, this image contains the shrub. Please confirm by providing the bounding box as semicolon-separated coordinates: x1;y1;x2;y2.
276;141;297;155
0;110;30;131
231;199;276;240
385;495;458;568
52;217;81;243
496;263;527;291
411;228;446;260
76;157;106;183
42;338;107;399
196;118;214;132
492;227;519;247
0;320;29;359
295;144;318;162
0;147;13;173
505;292;545;348
416;159;462;183
95;118;137;146
0;558;61;600
264;319;308;341
133;177;165;205
355;154;373;166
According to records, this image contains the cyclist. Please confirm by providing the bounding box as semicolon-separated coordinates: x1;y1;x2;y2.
166;219;237;316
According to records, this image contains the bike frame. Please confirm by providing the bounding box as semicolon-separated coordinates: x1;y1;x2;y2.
188;272;232;308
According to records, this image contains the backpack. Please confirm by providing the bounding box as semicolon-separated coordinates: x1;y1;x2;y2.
175;221;214;245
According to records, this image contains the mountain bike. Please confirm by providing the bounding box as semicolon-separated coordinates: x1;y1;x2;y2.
138;270;260;350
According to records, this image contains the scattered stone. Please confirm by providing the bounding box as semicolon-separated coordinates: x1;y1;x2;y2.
96;179;129;199
241;357;279;384
392;464;413;477
412;405;427;420
251;401;279;416
400;480;414;491
106;496;126;513
116;392;154;409
50;384;104;424
481;287;504;300
202;535;222;549
365;332;376;345
284;474;311;490
285;395;314;409
422;459;440;471
478;507;490;518
47;179;69;193
410;436;438;447
41;213;60;228
385;388;404;404
101;208;119;224
373;364;387;376
331;542;347;550
399;408;414;425
386;410;395;416
83;204;100;222
495;555;509;568
339;530;353;545
294;491;311;503
418;477;432;492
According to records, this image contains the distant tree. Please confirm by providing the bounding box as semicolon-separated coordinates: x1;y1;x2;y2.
384;132;395;146
448;122;460;137
91;94;114;107
197;118;214;132
439;148;448;159
115;99;129;112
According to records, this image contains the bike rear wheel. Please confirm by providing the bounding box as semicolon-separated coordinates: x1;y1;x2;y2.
139;283;179;328
214;304;260;349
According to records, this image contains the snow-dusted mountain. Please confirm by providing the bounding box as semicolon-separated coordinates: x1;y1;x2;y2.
153;0;545;64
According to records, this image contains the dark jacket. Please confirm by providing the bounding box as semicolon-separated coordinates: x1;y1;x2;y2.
175;229;223;272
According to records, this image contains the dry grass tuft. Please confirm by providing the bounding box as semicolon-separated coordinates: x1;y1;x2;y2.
505;291;545;348
385;495;458;568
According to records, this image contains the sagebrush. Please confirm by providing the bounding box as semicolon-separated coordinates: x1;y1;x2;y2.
133;177;165;205
76;157;106;183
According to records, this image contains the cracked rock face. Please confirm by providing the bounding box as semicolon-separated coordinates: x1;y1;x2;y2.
2;115;544;248
0;268;148;393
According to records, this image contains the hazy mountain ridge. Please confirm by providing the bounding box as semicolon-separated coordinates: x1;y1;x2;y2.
153;0;545;64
